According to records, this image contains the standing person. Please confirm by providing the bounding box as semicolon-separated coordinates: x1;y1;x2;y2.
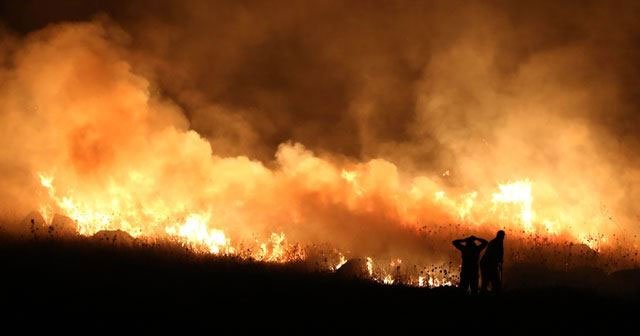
452;235;488;295
480;230;505;294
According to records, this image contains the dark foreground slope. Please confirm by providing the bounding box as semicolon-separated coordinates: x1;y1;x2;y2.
0;233;636;331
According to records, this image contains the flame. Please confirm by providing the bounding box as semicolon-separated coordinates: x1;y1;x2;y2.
492;180;534;232
341;169;364;196
37;161;617;274
36;167;614;263
257;232;286;262
165;213;231;254
39;174;54;190
366;257;374;277
427;276;452;288
334;253;348;270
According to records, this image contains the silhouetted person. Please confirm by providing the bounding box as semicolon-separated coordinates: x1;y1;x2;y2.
481;230;505;294
452;235;488;295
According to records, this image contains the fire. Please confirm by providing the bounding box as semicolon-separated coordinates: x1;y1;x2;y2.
37;174;55;224
165;213;231;254
35;158;615;274
427;277;453;288
341;169;364;196
39;174;54;190
2;20;638;290
334;253;348;270
257;232;287;262
492;180;534;232
35;160;614;264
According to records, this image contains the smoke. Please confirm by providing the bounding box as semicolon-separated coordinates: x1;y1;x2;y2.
1;1;640;263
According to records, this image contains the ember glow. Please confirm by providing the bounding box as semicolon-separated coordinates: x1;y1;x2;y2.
2;1;640;287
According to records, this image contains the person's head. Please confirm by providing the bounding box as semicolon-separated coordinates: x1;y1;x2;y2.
496;230;505;240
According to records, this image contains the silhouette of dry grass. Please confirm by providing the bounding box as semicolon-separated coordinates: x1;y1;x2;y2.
0;223;637;330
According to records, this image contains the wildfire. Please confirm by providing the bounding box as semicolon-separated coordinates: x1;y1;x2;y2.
6;20;637;291
36;163;615;278
35;169;613;257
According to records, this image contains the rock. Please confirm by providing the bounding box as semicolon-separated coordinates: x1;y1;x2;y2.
49;214;78;237
335;258;370;279
20;211;47;238
92;230;135;247
571;243;598;257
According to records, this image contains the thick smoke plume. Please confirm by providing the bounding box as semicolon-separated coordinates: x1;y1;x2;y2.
1;1;640;270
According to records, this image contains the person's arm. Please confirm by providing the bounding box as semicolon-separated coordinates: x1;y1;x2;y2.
452;239;465;250
476;237;488;250
497;243;504;264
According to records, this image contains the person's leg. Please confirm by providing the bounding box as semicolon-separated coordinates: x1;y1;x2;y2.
470;270;479;295
493;269;502;294
459;270;469;294
480;265;489;294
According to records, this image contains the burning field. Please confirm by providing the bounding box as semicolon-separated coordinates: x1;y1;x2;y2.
0;0;639;326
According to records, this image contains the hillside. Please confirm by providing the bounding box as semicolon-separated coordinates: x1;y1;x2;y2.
0;231;637;331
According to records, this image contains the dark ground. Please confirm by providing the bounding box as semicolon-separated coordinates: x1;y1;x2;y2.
0;234;637;332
